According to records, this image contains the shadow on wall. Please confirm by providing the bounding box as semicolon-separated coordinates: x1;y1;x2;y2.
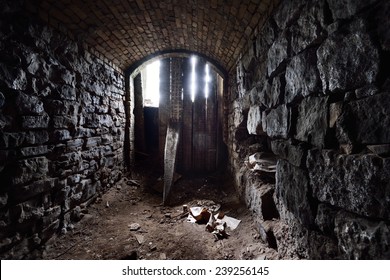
229;0;390;259
0;2;126;259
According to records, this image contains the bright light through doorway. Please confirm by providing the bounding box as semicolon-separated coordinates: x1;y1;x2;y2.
143;60;160;107
191;56;197;102
204;63;210;98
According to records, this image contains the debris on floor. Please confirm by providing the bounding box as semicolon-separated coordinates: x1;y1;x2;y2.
134;234;144;244
149;242;157;251
127;179;141;187
41;172;278;260
159;253;167;260
187;201;241;240
129;223;141;231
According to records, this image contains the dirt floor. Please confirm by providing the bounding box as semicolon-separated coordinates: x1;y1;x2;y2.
41;160;278;260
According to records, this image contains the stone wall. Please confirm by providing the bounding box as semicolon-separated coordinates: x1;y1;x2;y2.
228;0;390;259
0;2;126;258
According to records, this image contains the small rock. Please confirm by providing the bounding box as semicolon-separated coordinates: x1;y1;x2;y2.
149;242;157;251
165;213;171;219
129;223;141;231
135;234;144;244
146;213;153;219
255;254;267;260
116;186;122;190
127;179;141;187
159;253;167;260
106;201;110;208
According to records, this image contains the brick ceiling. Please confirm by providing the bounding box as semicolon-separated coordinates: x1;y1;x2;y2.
28;0;279;72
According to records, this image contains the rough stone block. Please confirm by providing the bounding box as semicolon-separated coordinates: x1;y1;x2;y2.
306;231;340;260
42;206;61;228
247;106;264;135
273;0;304;30
290;0;327;54
0;132;25;148
355;85;379;99
264;104;290;139
295;96;328;149
267;35;288;77
276;159;314;226
244;179;278;221
24;131;49;145
81;180;98;202
101;134;113;144
26;51;45;76
232;100;244;128
15;92;44;115
56;84;76;100
257;80;272;108
19;145;48;157
66;139;84;151
75;128;94;138
53;129;72;141
272;206;310;259
315;203;338;235
271;139;306;167
44;100;78;116
49;65;75;86
10;201;44;226
256;19;276;58
12;157;49;185
52;116;77;129
56;152;82;170
317;19;379;93
373;0;390;51
307;150;390;219
336;93;390;144
21;114;49;129
11;178;57;203
285;49;322;103
335;211;390;259
269;74;285;108
327;0;378;20
85;136;102;148
11;69;27;90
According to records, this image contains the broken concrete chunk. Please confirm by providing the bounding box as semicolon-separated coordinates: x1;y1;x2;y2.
134;234;144;244
187;203;241;241
129;223;141;231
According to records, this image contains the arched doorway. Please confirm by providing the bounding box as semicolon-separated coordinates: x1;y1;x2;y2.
127;54;227;201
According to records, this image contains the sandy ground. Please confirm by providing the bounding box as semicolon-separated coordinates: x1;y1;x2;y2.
41;162;278;260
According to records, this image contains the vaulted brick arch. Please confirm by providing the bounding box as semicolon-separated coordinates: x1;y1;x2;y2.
28;0;280;72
